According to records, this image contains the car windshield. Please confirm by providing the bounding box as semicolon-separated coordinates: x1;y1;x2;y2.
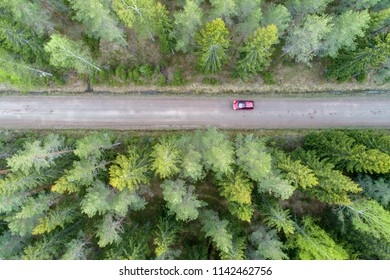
239;102;245;108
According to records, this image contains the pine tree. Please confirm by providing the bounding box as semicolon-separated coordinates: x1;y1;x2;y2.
112;0;158;41
0;0;54;35
320;10;370;58
262;4;291;36
248;226;288;260
151;138;182;179
68;0;126;45
283;14;332;64
95;213;123;247
286;0;332;17
195;18;231;74
276;153;318;190
235;25;278;80
172;0;204;53
257;172;296;200
304;131;390;174
235;0;262;36
153;217;179;259
294;149;362;205
220;237;246;260
161;179;205;222
288;216;349;260
200;209;233;253
209;0;237;25
109;148;150;191
357;176;390;209
341;199;390;243
235;134;272;181
262;203;295;237
6;134;68;174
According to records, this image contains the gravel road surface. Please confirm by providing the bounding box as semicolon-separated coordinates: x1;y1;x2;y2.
0;96;389;129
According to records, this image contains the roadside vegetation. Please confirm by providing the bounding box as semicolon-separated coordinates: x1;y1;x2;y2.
0;0;389;92
1;128;390;260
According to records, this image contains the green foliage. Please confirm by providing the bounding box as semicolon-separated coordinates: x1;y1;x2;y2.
161;179;205;222
22;237;58;260
343;199;390;242
170;68;186;85
109;148;150;191
33;204;77;235
74;133;113;160
326;33;390;82
262;4;291;36
0;47;52;90
235;25;278;80
62;234;90;260
286;0;332;17
219;171;254;205
151;138;182;179
195;18;231;74
172;0;203;53
6;134;66;174
0;0;53;35
96;213;123;247
262;204;296;237
304;131;390;174
44;34;100;73
112;0;158;41
227;202;254;222
0;231;27;259
209;0;237;24
0;17;46;63
68;0;126;45
235;0;262;35
321;10;370;58
369;8;390;33
277;153;318;189
153;217;179;259
346;129;390;155
0;172;45;196
294;149;362;205
258;173;296;200
220;237;246;260
248;226;288;260
289;216;349;260
357;176;390;209
200;209;233;253
337;0;381;11
284;14;332;64
198;128;235;176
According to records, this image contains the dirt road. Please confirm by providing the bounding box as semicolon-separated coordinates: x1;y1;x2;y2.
0;96;389;129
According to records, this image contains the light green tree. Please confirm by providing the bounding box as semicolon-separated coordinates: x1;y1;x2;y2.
195;18;231;74
151;138;182;179
262;204;295;237
209;0;237;25
320;10;370;58
112;0;158;41
283;14;332;64
172;0;203;53
0;0;53;35
161;179;205;222
68;0;126;45
95;213;123;247
200;209;233;253
262;4;291;36
109;148;150;191
235;134;272;181
248;226;288;260
235;0;262;35
235;25;278;80
288;216;349;260
44;34;100;91
286;0;332;17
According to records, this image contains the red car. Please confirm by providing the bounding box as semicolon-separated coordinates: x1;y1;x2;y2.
233;100;254;110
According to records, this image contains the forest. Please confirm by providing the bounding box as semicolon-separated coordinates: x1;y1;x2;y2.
0;0;389;91
1;128;390;260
